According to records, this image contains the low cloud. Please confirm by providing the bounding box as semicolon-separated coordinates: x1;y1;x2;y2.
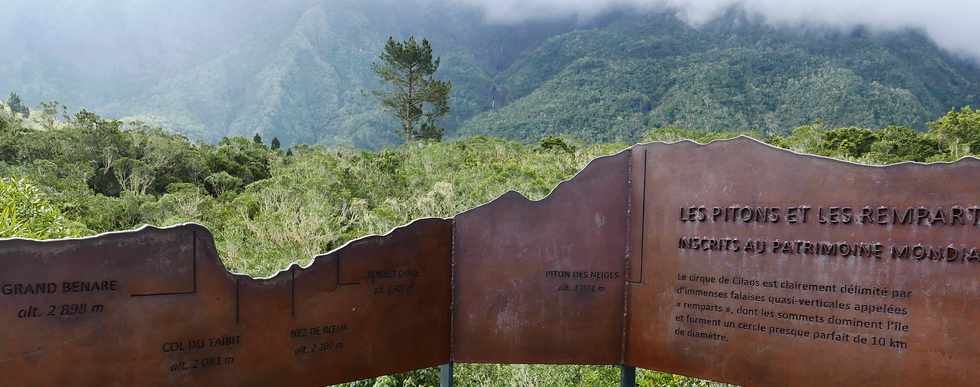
459;0;980;59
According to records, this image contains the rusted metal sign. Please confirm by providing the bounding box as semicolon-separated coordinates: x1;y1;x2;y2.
0;219;451;386
452;151;630;364
625;138;980;386
3;138;980;386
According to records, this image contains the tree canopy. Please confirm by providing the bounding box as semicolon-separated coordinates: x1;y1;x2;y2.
6;92;29;117
372;36;452;142
928;106;980;158
0;178;85;239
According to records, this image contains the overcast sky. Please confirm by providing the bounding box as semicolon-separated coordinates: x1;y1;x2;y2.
459;0;980;60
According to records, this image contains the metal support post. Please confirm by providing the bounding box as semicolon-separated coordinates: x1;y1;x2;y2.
440;362;454;387
621;364;636;387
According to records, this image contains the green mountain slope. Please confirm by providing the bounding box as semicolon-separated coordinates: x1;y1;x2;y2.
2;2;979;147
89;0;576;148
459;11;980;142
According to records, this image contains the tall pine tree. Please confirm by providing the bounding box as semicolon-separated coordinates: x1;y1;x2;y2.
372;36;451;142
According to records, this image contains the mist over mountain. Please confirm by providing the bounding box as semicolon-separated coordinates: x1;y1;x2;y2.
2;0;979;147
464;0;980;61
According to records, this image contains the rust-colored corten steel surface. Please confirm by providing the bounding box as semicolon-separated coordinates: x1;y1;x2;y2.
626;138;980;386
5;139;980;386
0;219;451;386
452;150;630;364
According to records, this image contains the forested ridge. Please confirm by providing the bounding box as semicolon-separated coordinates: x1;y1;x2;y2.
460;11;980;143
3;1;979;147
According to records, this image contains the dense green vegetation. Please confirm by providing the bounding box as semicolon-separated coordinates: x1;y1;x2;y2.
2;98;979;385
461;11;980;143
4;2;979;148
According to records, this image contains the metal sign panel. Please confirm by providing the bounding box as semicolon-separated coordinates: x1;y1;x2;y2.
452;151;630;364
4;139;980;386
626;138;980;386
0;219;451;386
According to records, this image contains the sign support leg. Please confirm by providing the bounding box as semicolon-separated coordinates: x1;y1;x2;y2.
440;362;454;387
620;364;636;387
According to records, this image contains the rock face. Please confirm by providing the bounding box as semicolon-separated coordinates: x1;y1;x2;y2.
2;138;980;386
